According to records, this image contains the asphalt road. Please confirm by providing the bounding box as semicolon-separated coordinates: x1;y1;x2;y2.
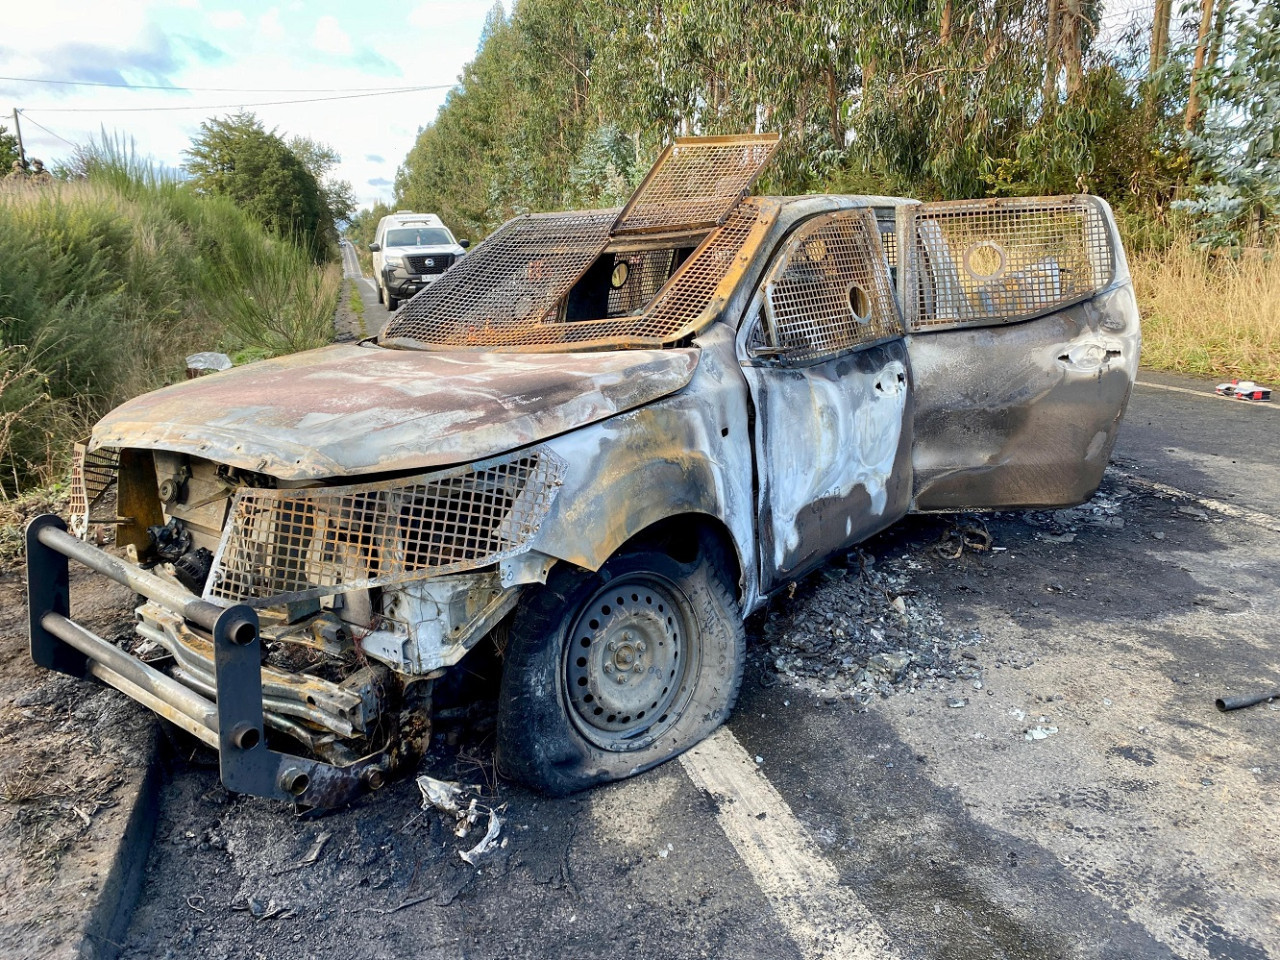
119;306;1279;959
339;239;392;325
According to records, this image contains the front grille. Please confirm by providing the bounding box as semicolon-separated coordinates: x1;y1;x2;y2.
204;450;566;606
405;254;453;275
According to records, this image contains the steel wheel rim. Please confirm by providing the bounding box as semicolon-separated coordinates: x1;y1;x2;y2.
563;572;697;751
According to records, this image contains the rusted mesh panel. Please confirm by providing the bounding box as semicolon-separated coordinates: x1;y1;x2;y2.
901;196;1113;332
628;203;760;339
205;450;565;606
879;224;898;269
762;211;903;363
612;135;780;235
381;211;614;347
606;249;676;316
380;204;763;352
70;443;119;537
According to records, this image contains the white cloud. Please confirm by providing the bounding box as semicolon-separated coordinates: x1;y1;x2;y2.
312;15;352;55
207;9;246;30
257;8;284;40
2;1;495;209
8;0;152;48
407;0;497;31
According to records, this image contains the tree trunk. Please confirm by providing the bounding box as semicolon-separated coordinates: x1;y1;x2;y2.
826;67;843;144
1044;0;1060;109
1061;0;1084;97
1148;0;1172;75
1184;0;1216;130
1207;0;1230;77
940;0;953;44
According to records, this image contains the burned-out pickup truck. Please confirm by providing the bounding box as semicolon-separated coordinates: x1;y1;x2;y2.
27;135;1139;806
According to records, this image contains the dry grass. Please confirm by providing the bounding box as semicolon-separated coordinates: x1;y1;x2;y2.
1130;236;1280;384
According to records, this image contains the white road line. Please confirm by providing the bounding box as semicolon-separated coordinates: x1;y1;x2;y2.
1108;467;1280;534
680;729;900;960
1136;379;1277;411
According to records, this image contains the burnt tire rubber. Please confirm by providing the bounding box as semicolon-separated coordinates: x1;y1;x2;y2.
496;539;745;796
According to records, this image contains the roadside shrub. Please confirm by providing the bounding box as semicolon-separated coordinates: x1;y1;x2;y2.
0;139;337;495
1130;229;1280;383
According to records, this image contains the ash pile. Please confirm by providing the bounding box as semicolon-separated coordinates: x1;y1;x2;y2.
752;549;983;705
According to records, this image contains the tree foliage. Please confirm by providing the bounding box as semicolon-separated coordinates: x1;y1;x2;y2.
287;134;357;228
183;113;331;260
1175;0;1280;245
0;123;18;170
385;0;1275;246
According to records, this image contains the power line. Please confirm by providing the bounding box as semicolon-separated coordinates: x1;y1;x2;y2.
0;74;449;94
22;84;455;114
15;112;78;149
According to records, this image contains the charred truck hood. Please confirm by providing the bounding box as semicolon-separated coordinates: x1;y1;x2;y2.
91;343;701;479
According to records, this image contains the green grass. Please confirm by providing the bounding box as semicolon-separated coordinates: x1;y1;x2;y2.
347;278;368;338
0;137;337;495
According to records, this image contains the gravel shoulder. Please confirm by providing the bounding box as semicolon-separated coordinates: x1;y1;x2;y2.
0;558;158;960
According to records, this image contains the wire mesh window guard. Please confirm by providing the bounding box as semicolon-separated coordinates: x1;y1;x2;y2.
900;196;1114;332
612;134;780;235
760;210;904;364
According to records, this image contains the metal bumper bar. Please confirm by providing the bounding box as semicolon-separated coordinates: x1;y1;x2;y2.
25;515;386;808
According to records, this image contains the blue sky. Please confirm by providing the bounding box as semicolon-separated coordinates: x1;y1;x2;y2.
0;0;496;208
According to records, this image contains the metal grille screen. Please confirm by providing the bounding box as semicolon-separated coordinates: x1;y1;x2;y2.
381;211;615;348
205;451;565;606
762;211;903;363
612;134;780;234
901;196;1114;332
380;204;765;352
607;249;676;316
70;443;119;537
879;224;898;269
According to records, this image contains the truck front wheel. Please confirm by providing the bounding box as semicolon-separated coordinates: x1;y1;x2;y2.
496;540;744;795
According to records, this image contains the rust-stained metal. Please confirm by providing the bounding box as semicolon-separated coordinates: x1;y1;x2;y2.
205;449;565;606
899;195;1114;332
611;133;781;235
115;448;165;555
91;346;699;480
136;603;378;738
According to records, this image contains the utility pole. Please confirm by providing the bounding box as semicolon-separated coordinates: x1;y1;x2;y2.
12;108;27;166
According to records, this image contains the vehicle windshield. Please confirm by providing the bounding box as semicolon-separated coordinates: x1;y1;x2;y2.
385;227;453;247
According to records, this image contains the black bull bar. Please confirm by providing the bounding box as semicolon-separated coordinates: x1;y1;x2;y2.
25;515;386;808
